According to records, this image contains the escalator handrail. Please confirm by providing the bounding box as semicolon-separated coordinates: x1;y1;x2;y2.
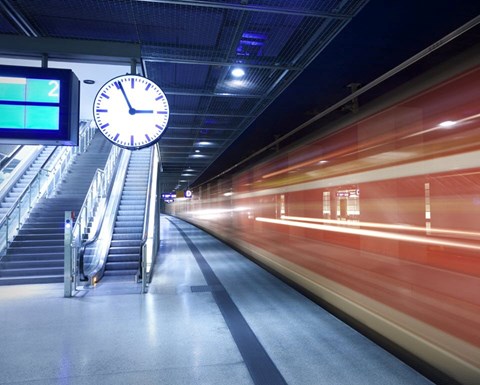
77;149;130;282
74;146;123;279
139;144;159;288
72;145;122;248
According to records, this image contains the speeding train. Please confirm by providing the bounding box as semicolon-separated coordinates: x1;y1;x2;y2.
168;45;480;384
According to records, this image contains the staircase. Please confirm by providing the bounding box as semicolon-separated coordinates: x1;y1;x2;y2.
0;132;112;285
0;146;56;218
104;148;151;279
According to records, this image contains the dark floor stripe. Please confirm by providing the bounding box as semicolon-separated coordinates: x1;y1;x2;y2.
168;218;288;385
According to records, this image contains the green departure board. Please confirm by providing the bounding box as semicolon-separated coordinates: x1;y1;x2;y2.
0;65;79;146
0;77;60;130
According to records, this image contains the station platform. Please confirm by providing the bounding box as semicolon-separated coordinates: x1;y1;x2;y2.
0;215;434;385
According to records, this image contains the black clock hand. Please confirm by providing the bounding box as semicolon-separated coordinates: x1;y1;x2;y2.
135;110;154;113
115;81;135;113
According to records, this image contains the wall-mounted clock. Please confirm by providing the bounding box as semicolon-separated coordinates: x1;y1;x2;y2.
93;74;169;150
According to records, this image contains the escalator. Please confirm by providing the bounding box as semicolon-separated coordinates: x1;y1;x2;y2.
103;148;151;279
80;145;159;291
0;132;112;285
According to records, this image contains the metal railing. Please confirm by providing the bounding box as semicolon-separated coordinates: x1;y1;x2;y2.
0;146;42;196
140;144;160;293
0;121;96;258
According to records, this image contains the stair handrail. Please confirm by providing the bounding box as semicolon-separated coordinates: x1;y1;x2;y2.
0;147;69;257
0;146;44;199
40;121;96;197
71;144;122;266
0;145;22;170
0;121;95;257
140;144;160;293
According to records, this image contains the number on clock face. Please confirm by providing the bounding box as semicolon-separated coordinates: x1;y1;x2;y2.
93;75;169;150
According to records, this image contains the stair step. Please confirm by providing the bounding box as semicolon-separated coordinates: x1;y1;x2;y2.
17;228;64;235
112;233;142;241
105;262;139;270
116;215;144;221
0;266;63;277
14;234;64;241
114;221;144;228
103;270;137;276
2;252;63;261
9;239;63;247
110;240;142;247
1;260;63;269
109;246;140;254
7;245;63;254
106;253;139;262
0;275;63;285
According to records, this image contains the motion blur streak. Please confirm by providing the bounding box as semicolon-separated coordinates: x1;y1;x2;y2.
281;215;480;241
169;47;480;383
256;217;480;251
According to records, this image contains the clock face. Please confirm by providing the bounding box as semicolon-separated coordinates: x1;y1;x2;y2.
93;74;169;149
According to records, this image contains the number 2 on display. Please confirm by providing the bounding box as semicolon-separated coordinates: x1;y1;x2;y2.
48;80;59;98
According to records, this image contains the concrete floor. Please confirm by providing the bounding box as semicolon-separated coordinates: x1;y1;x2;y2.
0;215;433;385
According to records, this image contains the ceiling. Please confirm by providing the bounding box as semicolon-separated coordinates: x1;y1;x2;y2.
0;0;479;193
0;0;370;192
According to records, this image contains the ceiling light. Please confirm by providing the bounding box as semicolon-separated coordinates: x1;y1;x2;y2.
195;149;200;153
83;79;95;84
197;141;213;146
231;68;245;78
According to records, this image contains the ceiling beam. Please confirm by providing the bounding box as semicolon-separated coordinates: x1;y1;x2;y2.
136;0;352;19
171;112;252;118
0;34;141;63
0;0;39;36
161;135;227;141
167;125;237;131
143;56;300;71
163;88;266;99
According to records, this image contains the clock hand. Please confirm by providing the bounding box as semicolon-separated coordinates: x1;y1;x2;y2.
115;81;135;113
134;110;154;113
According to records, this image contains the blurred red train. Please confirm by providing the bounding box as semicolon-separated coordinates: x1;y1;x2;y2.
169;46;480;383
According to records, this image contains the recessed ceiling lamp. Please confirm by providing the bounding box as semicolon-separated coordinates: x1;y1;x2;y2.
231;68;245;78
83;79;95;85
197;141;213;146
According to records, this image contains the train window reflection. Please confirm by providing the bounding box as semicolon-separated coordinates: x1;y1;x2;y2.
323;191;331;219
336;188;360;222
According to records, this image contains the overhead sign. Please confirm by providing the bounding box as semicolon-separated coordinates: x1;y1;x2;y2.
0;65;79;145
162;193;175;203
